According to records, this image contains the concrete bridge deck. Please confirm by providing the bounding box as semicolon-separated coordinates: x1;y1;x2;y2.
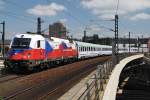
59;54;145;100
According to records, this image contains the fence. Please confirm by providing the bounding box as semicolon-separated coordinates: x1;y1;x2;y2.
77;60;113;100
77;53;141;100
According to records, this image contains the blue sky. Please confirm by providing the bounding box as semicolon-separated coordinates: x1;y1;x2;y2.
0;0;150;39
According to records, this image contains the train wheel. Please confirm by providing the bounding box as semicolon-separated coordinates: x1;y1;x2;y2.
40;63;45;70
56;60;60;65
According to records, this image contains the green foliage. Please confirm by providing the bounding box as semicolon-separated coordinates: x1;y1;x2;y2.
0;96;3;100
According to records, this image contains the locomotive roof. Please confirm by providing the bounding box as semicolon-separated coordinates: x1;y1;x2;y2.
14;33;45;40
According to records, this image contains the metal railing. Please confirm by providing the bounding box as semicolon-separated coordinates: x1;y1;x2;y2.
77;53;141;100
144;53;150;58
78;60;113;100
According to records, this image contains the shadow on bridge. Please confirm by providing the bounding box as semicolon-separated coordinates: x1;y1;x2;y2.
116;62;150;100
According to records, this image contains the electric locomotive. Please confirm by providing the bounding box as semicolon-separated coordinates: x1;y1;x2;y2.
4;33;78;71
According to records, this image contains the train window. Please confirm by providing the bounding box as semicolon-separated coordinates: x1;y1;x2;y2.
102;48;104;51
37;40;40;48
11;38;31;49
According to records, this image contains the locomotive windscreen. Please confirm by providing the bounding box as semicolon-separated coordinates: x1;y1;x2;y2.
11;38;31;49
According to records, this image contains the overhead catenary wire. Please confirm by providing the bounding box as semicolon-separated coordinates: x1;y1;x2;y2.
2;0;27;9
2;0;37;20
45;0;86;35
116;0;120;15
64;0;88;27
0;10;35;24
46;0;85;26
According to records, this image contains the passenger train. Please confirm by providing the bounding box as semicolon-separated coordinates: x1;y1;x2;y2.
4;33;142;71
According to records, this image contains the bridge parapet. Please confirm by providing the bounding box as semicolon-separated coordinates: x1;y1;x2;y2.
59;54;144;100
102;54;144;100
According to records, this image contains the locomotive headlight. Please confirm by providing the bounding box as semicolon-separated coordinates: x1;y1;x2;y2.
28;53;31;59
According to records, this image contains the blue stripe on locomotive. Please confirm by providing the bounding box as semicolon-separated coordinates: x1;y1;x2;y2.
62;42;68;49
7;48;31;57
45;40;53;57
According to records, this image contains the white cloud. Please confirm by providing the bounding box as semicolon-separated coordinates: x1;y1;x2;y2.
59;18;67;23
130;13;150;21
27;2;66;16
81;0;150;19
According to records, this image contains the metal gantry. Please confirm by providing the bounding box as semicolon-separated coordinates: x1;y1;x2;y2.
129;32;131;55
112;14;119;66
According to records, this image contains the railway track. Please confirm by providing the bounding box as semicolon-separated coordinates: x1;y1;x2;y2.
0;74;24;83
0;56;111;100
39;61;97;100
0;67;26;83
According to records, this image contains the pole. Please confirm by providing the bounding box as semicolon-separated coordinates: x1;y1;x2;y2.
37;17;41;34
123;36;126;52
138;37;139;53
1;21;5;58
83;30;86;42
112;14;119;66
115;14;119;64
142;35;143;53
129;32;130;55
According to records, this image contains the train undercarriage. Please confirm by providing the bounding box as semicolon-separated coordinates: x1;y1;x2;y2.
4;57;78;72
